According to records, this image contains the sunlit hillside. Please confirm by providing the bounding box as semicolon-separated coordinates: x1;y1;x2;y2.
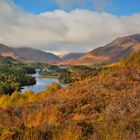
0;52;139;140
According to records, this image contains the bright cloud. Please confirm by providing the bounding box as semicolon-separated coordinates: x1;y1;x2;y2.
0;0;140;54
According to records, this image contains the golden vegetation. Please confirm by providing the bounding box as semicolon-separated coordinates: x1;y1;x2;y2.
0;52;140;140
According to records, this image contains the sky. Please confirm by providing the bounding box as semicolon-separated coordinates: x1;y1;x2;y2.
13;0;140;16
0;0;140;54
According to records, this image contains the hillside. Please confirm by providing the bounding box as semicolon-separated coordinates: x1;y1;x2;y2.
13;47;61;63
60;53;85;61
0;44;61;63
0;44;13;53
0;52;139;139
61;34;140;65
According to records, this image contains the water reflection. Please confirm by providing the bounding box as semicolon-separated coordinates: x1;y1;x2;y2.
21;69;65;93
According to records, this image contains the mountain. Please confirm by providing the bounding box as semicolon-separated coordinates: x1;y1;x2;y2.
13;47;61;63
0;44;61;63
1;34;140;65
60;53;85;61
61;34;140;65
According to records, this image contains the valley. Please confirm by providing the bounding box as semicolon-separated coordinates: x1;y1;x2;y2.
1;34;140;66
0;34;139;140
0;0;140;139
0;51;139;140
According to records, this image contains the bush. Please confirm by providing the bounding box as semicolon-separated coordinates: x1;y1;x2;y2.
122;51;140;65
46;82;62;94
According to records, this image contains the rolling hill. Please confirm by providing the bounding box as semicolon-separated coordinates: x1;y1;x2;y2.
13;47;61;63
0;44;61;63
60;34;140;65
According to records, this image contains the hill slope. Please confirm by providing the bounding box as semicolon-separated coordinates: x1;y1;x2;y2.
60;53;85;61
0;52;139;139
62;34;140;65
13;47;61;63
0;44;61;63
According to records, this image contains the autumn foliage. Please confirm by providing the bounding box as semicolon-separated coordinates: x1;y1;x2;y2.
0;52;140;140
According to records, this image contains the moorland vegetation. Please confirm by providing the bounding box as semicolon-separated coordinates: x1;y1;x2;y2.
0;52;139;140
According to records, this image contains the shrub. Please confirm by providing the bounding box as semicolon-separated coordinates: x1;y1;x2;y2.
46;82;62;94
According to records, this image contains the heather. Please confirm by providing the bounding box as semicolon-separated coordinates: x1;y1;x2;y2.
0;52;139;140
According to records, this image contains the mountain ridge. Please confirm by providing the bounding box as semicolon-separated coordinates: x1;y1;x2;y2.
0;34;140;64
0;44;61;63
60;34;140;65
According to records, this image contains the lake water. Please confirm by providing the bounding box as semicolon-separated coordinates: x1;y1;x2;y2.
21;69;65;93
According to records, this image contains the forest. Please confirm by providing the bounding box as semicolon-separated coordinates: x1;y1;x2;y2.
0;60;36;95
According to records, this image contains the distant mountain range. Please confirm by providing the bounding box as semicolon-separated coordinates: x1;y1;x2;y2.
0;34;140;64
60;34;140;65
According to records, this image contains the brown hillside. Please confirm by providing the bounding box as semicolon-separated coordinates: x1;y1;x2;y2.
0;56;140;139
61;34;140;65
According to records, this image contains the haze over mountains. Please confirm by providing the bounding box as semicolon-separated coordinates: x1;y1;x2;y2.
0;34;140;64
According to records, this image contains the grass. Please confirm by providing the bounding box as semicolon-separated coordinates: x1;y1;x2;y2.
0;52;140;139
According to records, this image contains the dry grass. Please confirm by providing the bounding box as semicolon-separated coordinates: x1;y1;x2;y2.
0;58;140;139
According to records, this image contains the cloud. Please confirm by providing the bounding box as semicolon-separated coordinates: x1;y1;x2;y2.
0;0;140;54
